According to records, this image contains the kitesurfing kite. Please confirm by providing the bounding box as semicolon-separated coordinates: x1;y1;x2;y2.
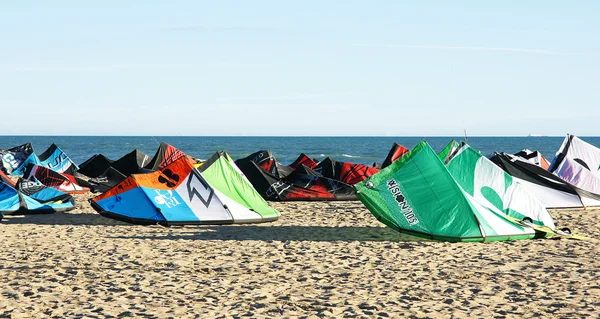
236;150;356;201
23;164;91;194
79;149;152;191
548;135;600;198
355;141;576;242
0;178;75;215
315;157;380;185
1;143;78;177
91;154;280;225
490;151;600;208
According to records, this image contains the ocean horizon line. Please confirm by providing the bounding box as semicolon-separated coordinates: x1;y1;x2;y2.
0;134;584;138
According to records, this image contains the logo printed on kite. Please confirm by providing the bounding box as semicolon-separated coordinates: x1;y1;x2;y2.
158;169;180;187
473;157;515;213
2;153;20;169
17;179;44;195
186;170;214;208
386;179;419;225
266;180;291;198
94;177;108;183
21;180;39;188
154;189;180;208
46;152;69;170
252;152;264;163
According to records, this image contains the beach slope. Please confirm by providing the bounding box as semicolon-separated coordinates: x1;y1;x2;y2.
1;194;599;318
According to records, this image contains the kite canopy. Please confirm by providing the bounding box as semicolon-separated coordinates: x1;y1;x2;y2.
381;143;410;169
1;143;78;176
289;153;319;170
438;140;460;163
236;151;356;201
489;152;600;208
111;149;151;176
1;143;36;175
355;141;551;242
91;156;280;225
80;149;152;192
37;144;78;175
514;149;550;170
0;179;74;215
549;135;600;197
445;144;555;229
0;170;15;188
196;151;279;221
87;168;127;193
78;154;115;178
315;157;380;185
549;134;600;173
144;142;189;171
24;164;91;194
237;150;294;179
10;153;42;177
15;177;75;205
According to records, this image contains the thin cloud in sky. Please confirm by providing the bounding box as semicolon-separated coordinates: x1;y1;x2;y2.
353;44;585;56
215;92;356;102
0;63;199;72
0;62;264;72
160;25;278;32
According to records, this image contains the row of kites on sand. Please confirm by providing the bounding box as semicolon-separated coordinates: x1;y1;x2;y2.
1;134;598;242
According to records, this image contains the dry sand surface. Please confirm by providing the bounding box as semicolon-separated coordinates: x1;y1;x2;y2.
1;193;600;318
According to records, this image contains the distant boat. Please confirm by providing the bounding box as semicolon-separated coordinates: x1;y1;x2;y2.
528;134;546;137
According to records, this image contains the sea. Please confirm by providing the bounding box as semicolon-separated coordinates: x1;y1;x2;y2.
1;136;599;167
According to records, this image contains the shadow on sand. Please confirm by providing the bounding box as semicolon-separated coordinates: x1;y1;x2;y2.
107;225;422;242
2;212;423;242
0;211;127;226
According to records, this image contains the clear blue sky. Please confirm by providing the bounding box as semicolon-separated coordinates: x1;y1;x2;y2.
1;1;598;136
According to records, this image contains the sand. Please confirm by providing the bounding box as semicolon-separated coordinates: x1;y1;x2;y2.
1;194;599;319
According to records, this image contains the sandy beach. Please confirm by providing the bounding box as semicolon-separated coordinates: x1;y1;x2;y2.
1;195;599;318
